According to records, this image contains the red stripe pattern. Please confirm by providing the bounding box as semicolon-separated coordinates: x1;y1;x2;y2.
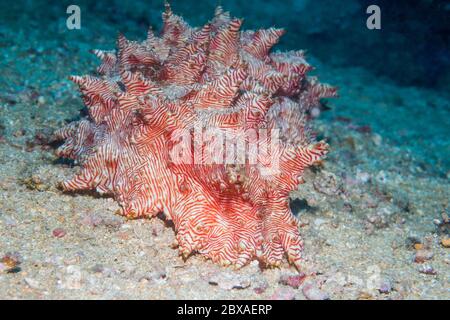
53;5;337;270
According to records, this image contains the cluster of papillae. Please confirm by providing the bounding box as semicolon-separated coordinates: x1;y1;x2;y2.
53;5;337;269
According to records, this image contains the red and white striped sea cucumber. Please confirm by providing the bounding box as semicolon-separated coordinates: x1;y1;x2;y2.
53;4;337;269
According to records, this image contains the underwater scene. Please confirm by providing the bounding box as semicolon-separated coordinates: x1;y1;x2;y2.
0;0;449;300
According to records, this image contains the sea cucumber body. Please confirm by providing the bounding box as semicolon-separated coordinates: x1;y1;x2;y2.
54;5;337;269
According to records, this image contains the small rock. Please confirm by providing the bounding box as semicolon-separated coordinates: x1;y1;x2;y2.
372;133;382;146
418;265;437;275
378;279;392;294
1;252;22;271
279;273;306;289
52;228;66;238
37;96;46;105
405;236;422;249
22;175;49;191
254;285;267;294
302;282;330;300
24;277;41;289
433;218;441;225
414;250;434;263
366;214;388;229
441;237;450;248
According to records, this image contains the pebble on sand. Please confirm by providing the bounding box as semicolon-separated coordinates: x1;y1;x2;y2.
1;252;22;271
302;282;330;300
418;265;437;275
279;273;307;289
24;277;41;290
440;237;450;248
37;96;46;105
414;250;434;263
378;279;392;294
52;228;66;238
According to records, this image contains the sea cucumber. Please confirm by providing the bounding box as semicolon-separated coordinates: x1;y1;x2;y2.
53;4;337;269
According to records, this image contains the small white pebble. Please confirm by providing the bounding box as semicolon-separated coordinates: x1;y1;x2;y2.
24;277;41;290
372;133;382;146
37;96;46;105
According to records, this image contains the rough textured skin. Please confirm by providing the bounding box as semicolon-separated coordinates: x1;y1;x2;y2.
53;5;337;269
